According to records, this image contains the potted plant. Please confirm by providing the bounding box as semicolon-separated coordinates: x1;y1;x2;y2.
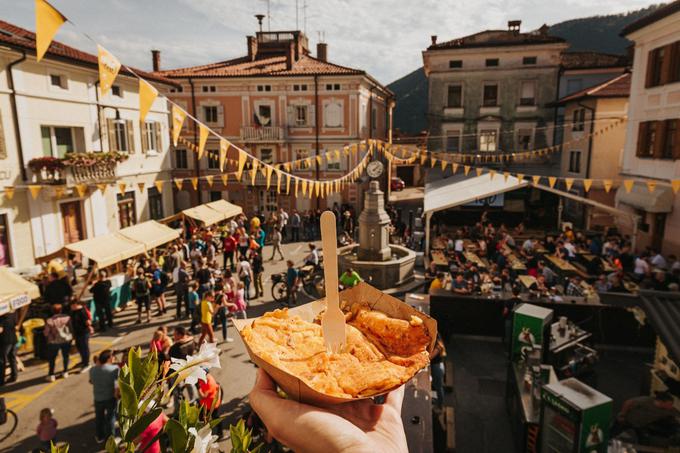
27;157;65;183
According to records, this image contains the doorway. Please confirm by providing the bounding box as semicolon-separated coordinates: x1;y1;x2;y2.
652;213;667;252
60;201;84;244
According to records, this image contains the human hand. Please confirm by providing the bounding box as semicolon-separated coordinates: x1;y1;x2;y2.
249;369;408;453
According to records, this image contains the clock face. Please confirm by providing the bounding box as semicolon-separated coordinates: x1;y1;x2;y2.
367;160;384;178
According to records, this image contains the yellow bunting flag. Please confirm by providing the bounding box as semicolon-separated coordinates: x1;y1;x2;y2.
489;170;496;180
250;160;259;186
475;168;483;177
517;174;524;182
205;175;214;188
441;159;448;171
220;174;228;187
139;79;158;123
75;183;87;198
28;185;42;200
174;178;183;191
219;139;228;172
190;177;198;191
301;180;308;196
285;174;291;194
464;165;471;176
334;149;340;160
275;170;282;194
54;186;65;199
672;180;680;194
583;179;593;193
97;45;121;97
284;162;291;172
316;154;324;166
171;105;186;146
154;180;164;193
548;177;557;188
3;186;14;200
236;150;247;181
315;181;321;198
197;124;209;160
294;178;299;197
565;178;574;191
118;182;127;194
430;157;437;168
35;0;66;62
623;180;634;193
603;180;613;193
647;181;657;193
503;172;510;182
532;175;541;185
452;163;459;174
96;183;108;194
265;166;273;190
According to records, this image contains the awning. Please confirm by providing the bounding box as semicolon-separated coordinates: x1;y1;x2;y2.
615;184;674;213
638;290;680;364
66;233;146;268
182;204;225;226
424;174;527;215
118;220;180;251
0;267;40;315
205;199;243;220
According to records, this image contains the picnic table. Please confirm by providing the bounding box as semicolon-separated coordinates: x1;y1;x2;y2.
463;239;478;252
544;255;581;277
463;251;486;268
432;237;448;251
431;250;449;267
518;275;537;289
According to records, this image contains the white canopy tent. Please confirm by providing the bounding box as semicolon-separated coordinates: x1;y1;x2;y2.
0;267;41;315
182;200;242;227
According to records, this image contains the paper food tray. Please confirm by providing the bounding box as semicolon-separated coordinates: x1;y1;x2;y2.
233;281;437;405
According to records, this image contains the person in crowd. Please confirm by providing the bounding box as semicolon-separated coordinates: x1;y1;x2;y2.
278;208;289;242
189;243;203;273
187;282;200;334
304;243;320;268
137;409;168;453
451;274;470;295
175;261;190;320
132;267;152;324
430;336;447;409
230;281;248;320
0;310;18;385
149;327;172;362
223;233;237;272
150;261;167;316
89;349;119;444
237;227;250;259
650;249;668;270
565;276;584;297
594;274;610;292
290;209;301;242
44;304;73;382
252;251;264;299
254;226;266;251
195;259;213;300
237;254;253;305
167;326;197;410
69;299;93;373
270;228;285;261
613;391;680;439
44;272;73;305
36;407;58;451
199;290;216;345
90;270;113;332
634;253;650;281
428;272;447;294
339;267;363;289
285;260;300;307
213;284;236;344
198;370;224;437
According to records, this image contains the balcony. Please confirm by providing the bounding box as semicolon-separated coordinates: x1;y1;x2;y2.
240;126;285;142
28;153;123;186
443;106;464;118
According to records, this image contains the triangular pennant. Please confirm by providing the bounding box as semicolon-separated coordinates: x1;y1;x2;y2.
430;157;437;168
236;150;247;181
316;154;323;166
220;174;229;187
603;180;613;193
251;160;259;186
54;186;65;199
265;165;273;190
475;168;483;177
154;180;164;193
136;182;145;193
139;79;158;122
583;179;593;193
489;170;496;180
197;124;209;160
301;179;308;196
219;139;228;172
96;183;108;194
294;178;299;197
532;175;541;185
35;0;66;62
190;177;198;191
647;181;657;193
205;175;214;188
3;186;14;200
464;165;471;176
118;182;127;194
503;172;510;182
441;159;448;171
548;177;557;188
171;105;186;146
623;179;635;193
97;45;121;97
315;181;321;197
75;183;88;198
564;178;574;191
451;163;459;174
672;180;680;194
174;178;184;191
28;185;42;200
275;170;282;194
517;174;524;182
284;162;291;172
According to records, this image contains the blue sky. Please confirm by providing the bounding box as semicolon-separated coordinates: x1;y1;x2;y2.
1;0;659;84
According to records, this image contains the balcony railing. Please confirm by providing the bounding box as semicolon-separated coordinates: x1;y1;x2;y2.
30;160;119;186
240;126;285;142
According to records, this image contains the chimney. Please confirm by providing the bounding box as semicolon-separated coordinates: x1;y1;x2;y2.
286;40;295;70
247;36;258;61
508;20;521;34
317;42;327;62
151;49;161;72
431;35;437;46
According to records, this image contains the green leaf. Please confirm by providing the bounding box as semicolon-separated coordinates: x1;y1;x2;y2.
105;435;118;453
119;380;139;418
164;418;188;452
124;407;162;442
229;419;264;453
127;347;143;395
50;441;69;453
179;400;200;428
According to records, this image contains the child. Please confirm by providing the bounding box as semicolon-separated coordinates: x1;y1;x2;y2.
36;408;57;451
198;291;215;345
230;282;248;320
187;282;200;334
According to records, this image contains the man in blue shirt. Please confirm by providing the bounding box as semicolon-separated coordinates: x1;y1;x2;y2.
187;283;200;334
89;349;119;443
285;260;300;306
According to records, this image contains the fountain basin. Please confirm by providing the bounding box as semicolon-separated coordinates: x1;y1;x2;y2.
338;244;416;290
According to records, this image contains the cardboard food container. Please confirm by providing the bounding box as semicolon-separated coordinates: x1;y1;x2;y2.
232;282;438;405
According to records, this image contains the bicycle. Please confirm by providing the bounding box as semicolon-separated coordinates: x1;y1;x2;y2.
0;397;18;444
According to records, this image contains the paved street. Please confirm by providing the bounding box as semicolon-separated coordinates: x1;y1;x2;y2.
1;241;319;453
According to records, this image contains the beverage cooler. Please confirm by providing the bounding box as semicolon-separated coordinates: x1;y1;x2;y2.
540;378;612;453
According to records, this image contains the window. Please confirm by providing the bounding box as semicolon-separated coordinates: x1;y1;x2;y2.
293;84;308;91
255;105;272;126
324;101;343;128
41;126;81;158
210;191;222;202
445;130;461;152
572;109;585;132
256;85;271;92
485;58;499;67
636;121;657;158
523;56;537;65
371;107;377;132
207;149;220;169
259;148;273;164
142;121;161;153
449;60;463;69
0;213;12;266
325;83;341;91
258;189;278;214
663;120;678;159
519;81;536;106
638;120;680;159
647;46;666;87
482;83;498;107
170;86;183;93
447;84;462;108
326;152;341;171
479;130;497;152
203;106;218;123
566;79;583;94
117;192;136;228
112;119;134;152
647;41;680;87
147;187;164;220
568;150;581;173
516;129;533;150
295;105;308;126
111;85;122;97
202;85;216;92
175;148;188;168
49;74;66;89
295;148;309;160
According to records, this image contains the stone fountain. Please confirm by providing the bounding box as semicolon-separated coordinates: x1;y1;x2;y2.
338;181;416;290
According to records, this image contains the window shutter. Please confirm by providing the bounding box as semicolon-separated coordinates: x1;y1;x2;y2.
661;44;674;85
674;119;680;160
287;105;294;126
106;118;116;151
140;122;148;154
645;50;656;88
154;122;162;152
309;105;316;127
126;119;135;153
217;105;224;127
653;121;666;158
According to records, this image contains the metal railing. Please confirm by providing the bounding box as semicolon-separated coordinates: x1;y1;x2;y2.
240;126;285;142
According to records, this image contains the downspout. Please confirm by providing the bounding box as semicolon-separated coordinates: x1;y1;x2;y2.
188;77;201;204
314;74;320;209
578;101;596;229
7;50;28;181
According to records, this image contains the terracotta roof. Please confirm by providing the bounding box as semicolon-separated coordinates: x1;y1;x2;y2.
0;20;178;87
428;29;565;50
621;0;680;36
560;51;629;70
155;54;366;78
556;72;631;104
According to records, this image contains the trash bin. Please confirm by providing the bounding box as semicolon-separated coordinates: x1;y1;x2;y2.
32;326;48;360
21;318;45;353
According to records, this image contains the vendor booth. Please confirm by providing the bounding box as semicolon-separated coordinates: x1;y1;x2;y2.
182;199;243;227
0;267;42;354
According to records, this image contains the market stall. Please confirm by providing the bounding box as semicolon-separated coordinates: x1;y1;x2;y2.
182;199;243;227
0;267;40;316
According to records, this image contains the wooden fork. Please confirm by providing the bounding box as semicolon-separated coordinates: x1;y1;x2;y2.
320;211;346;354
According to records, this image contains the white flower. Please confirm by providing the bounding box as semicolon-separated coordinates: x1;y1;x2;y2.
188;425;219;453
170;342;221;385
